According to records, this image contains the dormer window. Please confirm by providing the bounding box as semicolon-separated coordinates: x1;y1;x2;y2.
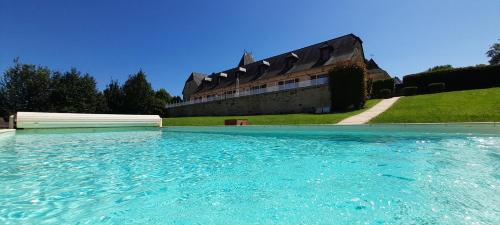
289;52;299;61
258;60;270;74
319;44;333;62
283;53;299;72
212;72;226;84
235;67;246;81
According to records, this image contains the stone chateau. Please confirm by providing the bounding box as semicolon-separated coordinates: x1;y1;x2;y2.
166;34;390;117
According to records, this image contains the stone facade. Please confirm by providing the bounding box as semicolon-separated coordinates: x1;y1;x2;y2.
167;84;331;117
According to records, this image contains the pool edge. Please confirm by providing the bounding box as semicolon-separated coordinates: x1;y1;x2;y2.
0;129;15;134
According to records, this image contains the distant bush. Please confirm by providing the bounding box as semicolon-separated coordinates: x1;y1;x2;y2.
371;78;394;98
426;65;453;72
403;64;500;94
402;86;418;96
329;63;367;110
427;82;446;93
379;89;392;99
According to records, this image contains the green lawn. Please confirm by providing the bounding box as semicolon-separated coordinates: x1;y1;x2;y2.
371;87;500;123
163;99;381;126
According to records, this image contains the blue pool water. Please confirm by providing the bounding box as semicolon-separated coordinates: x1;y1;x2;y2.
0;125;499;224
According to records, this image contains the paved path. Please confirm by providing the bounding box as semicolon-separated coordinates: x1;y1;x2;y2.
337;97;401;125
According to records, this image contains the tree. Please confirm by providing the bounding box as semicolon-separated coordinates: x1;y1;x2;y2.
0;59;51;118
1;60;175;116
104;77;174;115
152;88;173;116
155;88;173;104
171;96;182;103
96;93;109;113
103;80;124;113
122;70;156;114
49;69;100;113
486;40;500;65
426;65;453;72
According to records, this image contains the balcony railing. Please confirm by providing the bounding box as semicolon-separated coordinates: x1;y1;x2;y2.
166;77;328;108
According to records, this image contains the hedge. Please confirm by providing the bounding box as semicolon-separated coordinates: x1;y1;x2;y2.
371;78;395;98
402;64;500;94
379;89;392;99
401;86;418;96
427;82;446;93
329;63;367;110
395;83;404;96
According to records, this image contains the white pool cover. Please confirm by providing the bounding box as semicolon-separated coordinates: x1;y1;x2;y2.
16;112;162;129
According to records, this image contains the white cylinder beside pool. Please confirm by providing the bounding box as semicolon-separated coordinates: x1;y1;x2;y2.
16;112;162;129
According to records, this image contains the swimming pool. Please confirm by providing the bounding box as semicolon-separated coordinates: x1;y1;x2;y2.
1;125;499;224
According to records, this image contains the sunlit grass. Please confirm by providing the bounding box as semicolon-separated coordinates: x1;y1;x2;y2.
163;99;381;126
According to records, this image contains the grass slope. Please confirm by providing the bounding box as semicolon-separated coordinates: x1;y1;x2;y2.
371;87;500;123
163;99;381;126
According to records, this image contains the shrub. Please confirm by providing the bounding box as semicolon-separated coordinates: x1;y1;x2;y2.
402;64;500;94
329;63;367;110
379;89;392;99
427;82;446;93
395;83;404;96
371;78;395;98
402;86;418;96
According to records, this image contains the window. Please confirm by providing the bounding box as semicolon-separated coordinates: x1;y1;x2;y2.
224;90;236;96
193;96;203;102
279;78;299;90
285;78;297;84
207;94;218;101
310;74;329;85
250;84;267;94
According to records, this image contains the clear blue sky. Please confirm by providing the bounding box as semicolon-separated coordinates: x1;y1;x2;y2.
1;0;499;96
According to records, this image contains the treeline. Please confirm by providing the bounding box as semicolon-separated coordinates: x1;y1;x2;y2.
0;59;180;120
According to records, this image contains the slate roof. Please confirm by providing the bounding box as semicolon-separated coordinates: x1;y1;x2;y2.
366;59;380;70
366;58;392;81
368;69;391;81
188;34;364;93
186;72;205;85
238;52;255;67
394;77;402;84
182;72;206;95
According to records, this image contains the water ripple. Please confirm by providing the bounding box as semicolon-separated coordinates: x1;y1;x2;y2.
0;127;499;224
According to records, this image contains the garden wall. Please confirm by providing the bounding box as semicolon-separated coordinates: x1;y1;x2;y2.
166;85;331;117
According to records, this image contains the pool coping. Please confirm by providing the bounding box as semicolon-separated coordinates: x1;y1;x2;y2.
163;122;499;127
0;129;15;136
